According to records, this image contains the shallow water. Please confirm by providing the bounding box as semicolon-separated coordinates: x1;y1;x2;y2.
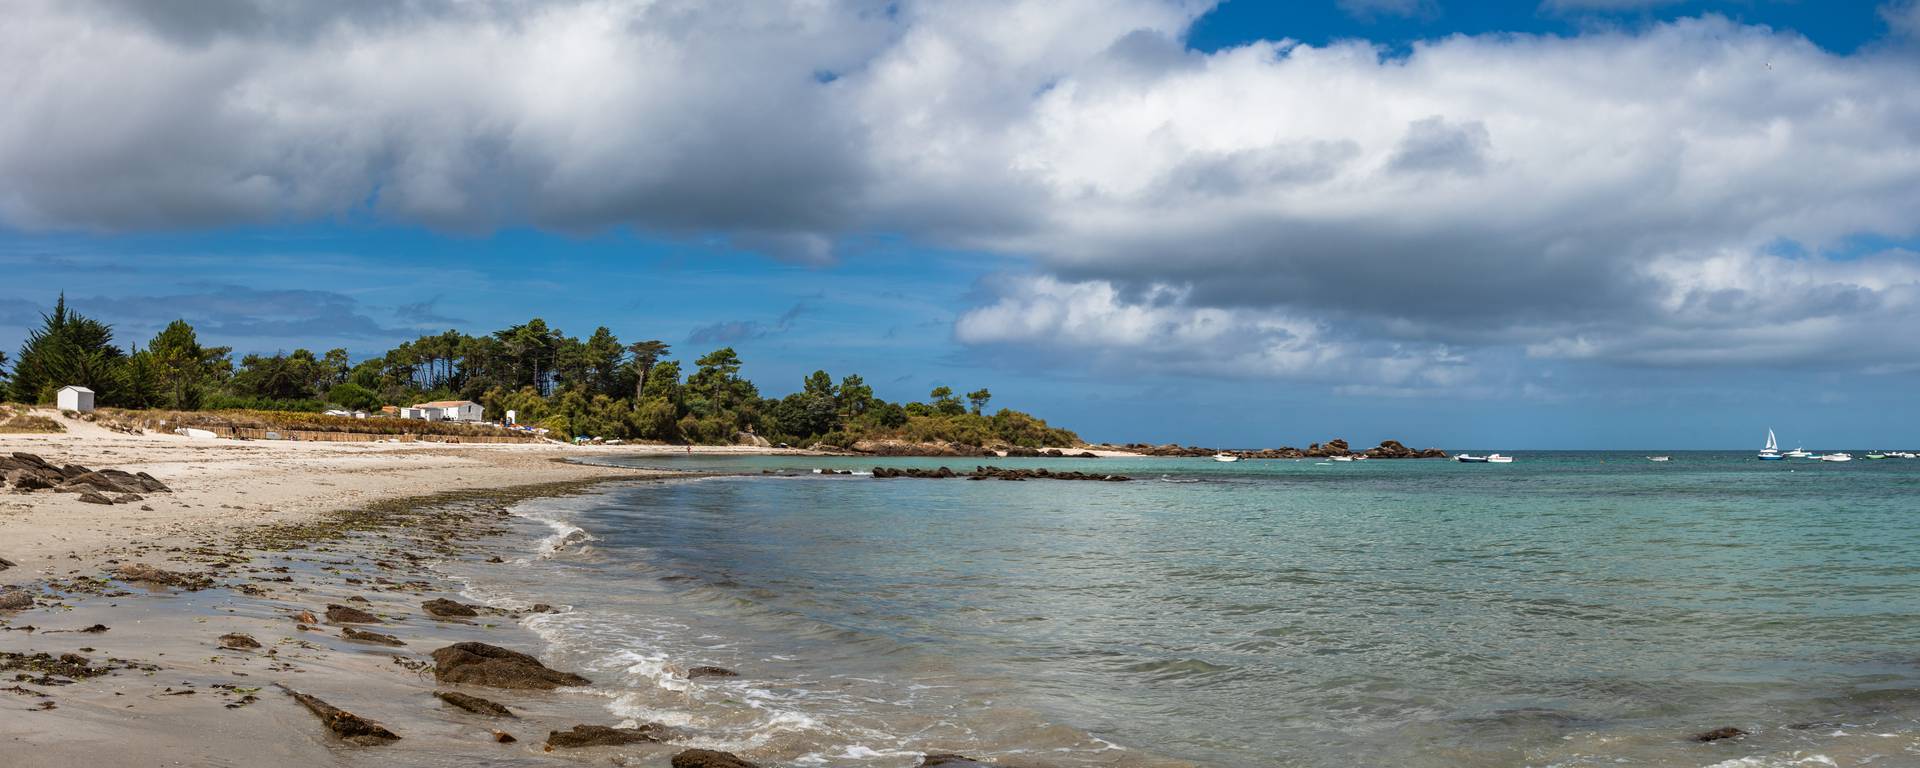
454;453;1920;767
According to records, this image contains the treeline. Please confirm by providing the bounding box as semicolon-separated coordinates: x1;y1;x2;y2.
0;296;1080;448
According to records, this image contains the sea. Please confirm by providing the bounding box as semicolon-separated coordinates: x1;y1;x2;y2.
441;452;1920;767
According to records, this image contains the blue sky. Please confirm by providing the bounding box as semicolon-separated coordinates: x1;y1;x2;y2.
3;0;1919;449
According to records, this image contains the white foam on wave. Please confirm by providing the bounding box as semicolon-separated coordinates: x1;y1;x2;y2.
1704;755;1838;768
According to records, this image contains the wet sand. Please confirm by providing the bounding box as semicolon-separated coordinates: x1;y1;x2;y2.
0;412;812;767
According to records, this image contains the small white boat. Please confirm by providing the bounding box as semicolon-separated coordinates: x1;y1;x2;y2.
1486;453;1515;463
1758;429;1783;461
1455;454;1487;463
1352;455;1369;461
1783;448;1811;458
1330;455;1354;462
1647;456;1671;462
1212;453;1238;463
1821;452;1854;463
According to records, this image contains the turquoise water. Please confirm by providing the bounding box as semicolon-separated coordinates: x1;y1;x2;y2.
456;453;1920;767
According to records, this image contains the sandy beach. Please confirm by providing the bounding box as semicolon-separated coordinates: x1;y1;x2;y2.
0;411;819;767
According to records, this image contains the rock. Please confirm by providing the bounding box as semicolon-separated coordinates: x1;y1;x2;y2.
544;724;669;749
276;684;400;745
435;690;516;717
430;642;590;690
7;452;53;470
325;604;382;624
77;491;114;505
134;472;171;492
485;556;505;564
529;603;554;613
686;666;737;679
218;633;262;650
422;598;480;618
57;464;90;480
114;563;213;590
112;493;144;504
341;627;405;646
492;730;517;743
733;431;772;448
62;470;146;494
921;755;990;767
673;749;762;768
0;590;33;611
0;557;13;571
5;468;60;491
1695;727;1748;742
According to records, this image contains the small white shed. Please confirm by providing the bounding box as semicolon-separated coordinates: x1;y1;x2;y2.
57;385;95;413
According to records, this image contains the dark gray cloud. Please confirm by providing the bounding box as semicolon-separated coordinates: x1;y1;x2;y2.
66;284;418;351
686;302;810;345
394;295;468;327
1388;117;1491;175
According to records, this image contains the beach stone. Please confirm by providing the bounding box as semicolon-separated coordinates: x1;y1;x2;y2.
134;472;171;492
6;468;60;491
492;729;517;743
422;598;480;618
114;563;213;590
58;464;90;480
430;642;590;690
435;690;515;718
112;493;143;504
325;604;382;624
529;603;554;613
673;749;761;768
218;633;262;650
920;755;990;767
1695;726;1748;742
0;590;33;611
544;724;669;749
341;627;405;646
77;490;114;505
277;685;400;745
0;557;14;571
686;666;738;679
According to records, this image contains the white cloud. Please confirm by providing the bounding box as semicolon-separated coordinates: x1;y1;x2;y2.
2;1;1919;385
1886;1;1920;38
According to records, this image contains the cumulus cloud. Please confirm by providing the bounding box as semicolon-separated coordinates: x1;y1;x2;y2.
3;1;1920;386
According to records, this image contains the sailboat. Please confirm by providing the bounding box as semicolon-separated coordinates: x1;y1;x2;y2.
1212;453;1239;463
1758;429;1783;461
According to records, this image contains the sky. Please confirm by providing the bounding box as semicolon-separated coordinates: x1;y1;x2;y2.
3;0;1919;449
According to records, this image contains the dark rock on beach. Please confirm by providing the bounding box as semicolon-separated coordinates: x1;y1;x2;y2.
77;490;114;505
422;598;480;618
341;627;405;646
114;563;213;590
435;690;515;718
544;723;670;748
0;589;34;611
218;633;261;650
674;748;762;768
431;642;590;690
921;755;991;767
686;665;737;679
0;557;14;571
277;684;400;745
1695;726;1748;742
325;604;382;624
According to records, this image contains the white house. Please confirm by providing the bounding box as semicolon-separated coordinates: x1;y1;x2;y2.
405;400;485;423
57;385;94;413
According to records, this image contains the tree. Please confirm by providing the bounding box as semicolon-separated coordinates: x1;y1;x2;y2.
0;349;9;390
837;373;872;416
626;340;670;402
966;388;992;415
148;320;231;410
928;386;965;417
10;295;126;404
327;382;381;411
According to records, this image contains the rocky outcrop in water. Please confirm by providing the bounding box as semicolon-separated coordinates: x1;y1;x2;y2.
1694;726;1747;742
277;684;400;745
674;749;762;768
325;604;381;624
435;690;515;718
431;642;590;690
871;466;1131;482
341;627;405;646
114;563;213;590
422;598;479;618
1118;438;1446;460
544;724;671;748
0;589;33;611
686;665;737;679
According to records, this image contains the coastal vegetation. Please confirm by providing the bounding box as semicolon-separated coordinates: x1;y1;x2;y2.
5;295;1079;448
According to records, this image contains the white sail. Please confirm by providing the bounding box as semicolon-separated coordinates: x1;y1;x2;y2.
1765;429;1777;451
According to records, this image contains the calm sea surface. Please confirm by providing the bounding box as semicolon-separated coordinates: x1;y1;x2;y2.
447;453;1920;767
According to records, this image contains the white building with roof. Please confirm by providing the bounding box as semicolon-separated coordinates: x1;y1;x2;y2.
404;400;484;422
57;385;94;413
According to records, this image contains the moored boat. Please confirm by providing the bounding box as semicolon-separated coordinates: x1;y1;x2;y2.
1486;453;1514;463
1213;453;1239;463
1647;456;1671;462
1821;452;1854;463
1758;429;1783;461
1454;454;1488;463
